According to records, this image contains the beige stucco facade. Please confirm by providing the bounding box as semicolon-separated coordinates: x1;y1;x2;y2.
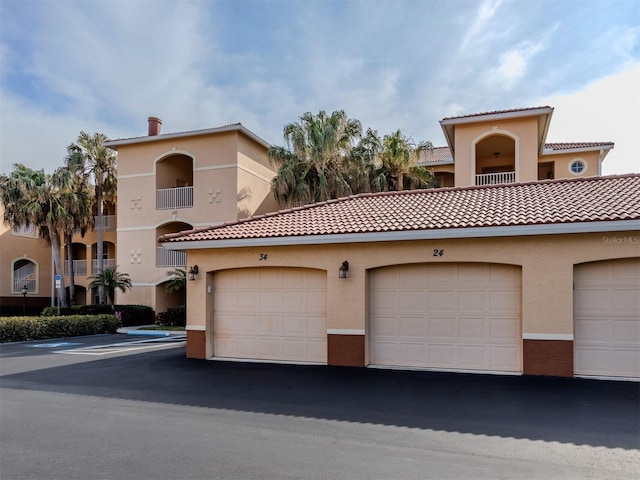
179;229;639;378
429;107;612;186
110;123;277;310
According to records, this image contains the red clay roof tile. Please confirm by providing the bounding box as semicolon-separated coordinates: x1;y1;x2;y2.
161;175;640;244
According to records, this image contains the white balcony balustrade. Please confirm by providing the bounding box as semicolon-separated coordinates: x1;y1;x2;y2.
157;186;193;210
12;224;37;237
64;260;87;276
92;258;116;273
93;215;117;231
476;171;516;186
157;247;187;267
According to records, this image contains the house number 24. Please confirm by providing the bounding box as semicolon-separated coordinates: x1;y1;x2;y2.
433;249;444;257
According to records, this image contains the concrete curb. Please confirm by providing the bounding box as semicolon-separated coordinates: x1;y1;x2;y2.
117;326;186;337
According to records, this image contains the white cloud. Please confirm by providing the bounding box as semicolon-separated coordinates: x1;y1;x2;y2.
539;65;640;175
457;0;504;54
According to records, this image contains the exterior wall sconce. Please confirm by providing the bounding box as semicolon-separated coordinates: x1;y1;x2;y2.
339;261;349;279
188;265;199;281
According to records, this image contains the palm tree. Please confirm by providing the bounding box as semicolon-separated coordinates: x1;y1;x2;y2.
165;268;186;294
0;164;87;307
61;144;94;305
370;130;437;192
88;268;132;305
269;110;362;208
70;132;117;304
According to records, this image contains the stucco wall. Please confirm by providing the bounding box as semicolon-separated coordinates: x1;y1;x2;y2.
182;231;639;363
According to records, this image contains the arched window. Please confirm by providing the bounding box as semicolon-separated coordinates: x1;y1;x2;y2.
12;258;37;293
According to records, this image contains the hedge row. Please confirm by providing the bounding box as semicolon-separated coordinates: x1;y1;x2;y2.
41;304;154;327
0;315;121;343
155;305;186;327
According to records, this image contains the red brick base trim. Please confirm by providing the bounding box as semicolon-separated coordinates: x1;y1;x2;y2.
328;334;365;367
523;339;573;377
186;330;206;359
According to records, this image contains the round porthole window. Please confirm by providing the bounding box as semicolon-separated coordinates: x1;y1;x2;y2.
568;159;587;175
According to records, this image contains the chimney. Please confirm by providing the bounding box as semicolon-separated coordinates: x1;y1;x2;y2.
148;116;162;136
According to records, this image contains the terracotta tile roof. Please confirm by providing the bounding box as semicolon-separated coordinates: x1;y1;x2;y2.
544;142;614;151
417;142;613;165
417;146;453;165
441;106;552;121
161;175;640;244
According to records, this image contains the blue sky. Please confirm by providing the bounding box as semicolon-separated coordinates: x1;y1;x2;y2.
1;0;638;175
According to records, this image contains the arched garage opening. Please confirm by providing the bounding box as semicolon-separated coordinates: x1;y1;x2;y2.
210;267;327;364
574;258;639;379
368;262;522;373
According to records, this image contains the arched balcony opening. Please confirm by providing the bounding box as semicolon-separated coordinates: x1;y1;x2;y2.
156;222;192;268
12;258;37;293
64;242;88;276
91;241;116;274
475;135;516;185
156;154;194;209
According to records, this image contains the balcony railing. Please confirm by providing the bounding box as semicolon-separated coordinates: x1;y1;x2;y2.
157;186;193;210
92;258;116;273
93;215;117;232
13;278;36;293
157;247;186;268
476;171;516;186
12;224;37;237
64;260;87;276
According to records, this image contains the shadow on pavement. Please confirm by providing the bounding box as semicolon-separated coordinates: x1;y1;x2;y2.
1;347;638;450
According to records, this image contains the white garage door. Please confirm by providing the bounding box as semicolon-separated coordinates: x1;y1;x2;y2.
213;267;327;363
370;263;521;373
574;259;640;379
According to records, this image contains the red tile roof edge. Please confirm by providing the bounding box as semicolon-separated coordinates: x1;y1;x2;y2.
159;173;640;243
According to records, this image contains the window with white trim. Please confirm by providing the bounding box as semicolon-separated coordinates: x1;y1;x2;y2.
568;158;588;176
12;258;37;293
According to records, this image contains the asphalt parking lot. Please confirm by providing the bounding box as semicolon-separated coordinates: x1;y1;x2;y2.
1;334;638;479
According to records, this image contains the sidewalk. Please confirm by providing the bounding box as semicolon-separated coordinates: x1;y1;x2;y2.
117;326;186;337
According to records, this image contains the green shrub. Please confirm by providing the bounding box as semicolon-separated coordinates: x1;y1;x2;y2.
41;304;154;327
0;314;122;343
155;305;186;327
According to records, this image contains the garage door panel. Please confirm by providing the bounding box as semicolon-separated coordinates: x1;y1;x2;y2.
307;292;326;312
428;317;457;339
575;259;640;378
490;318;520;340
459;291;485;311
490;346;520;370
612;289;640;313
370;342;399;364
576;288;611;311
428;290;457;311
371;291;397;311
259;315;283;336
213;268;327;363
612;319;640;343
428;344;457;367
370;263;521;373
459;345;487;367
371;315;399;337
399;291;425;312
459;317;487;339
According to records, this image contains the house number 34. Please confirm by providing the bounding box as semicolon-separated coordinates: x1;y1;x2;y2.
259;253;268;261
433;249;444;257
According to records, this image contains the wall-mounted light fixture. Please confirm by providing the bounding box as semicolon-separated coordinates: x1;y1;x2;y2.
339;261;349;279
188;265;199;281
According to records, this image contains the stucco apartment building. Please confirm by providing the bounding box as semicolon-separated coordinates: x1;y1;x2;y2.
160;106;640;380
2;107;638;381
0;118;277;313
